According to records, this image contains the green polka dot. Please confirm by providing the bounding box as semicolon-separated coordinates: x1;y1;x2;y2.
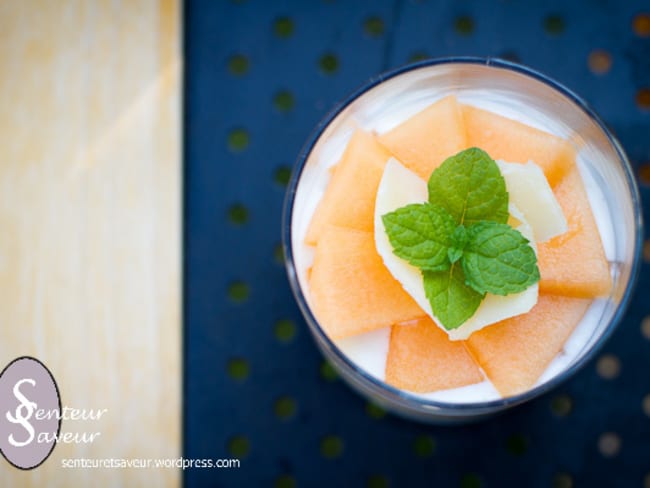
320;361;338;381
228;435;250;457
408;51;429;62
275;319;296;343
273;243;285;264
550;394;573;417
454;15;475;35
228;128;249;152
228;281;250;303
274;166;291;186
364;16;385;37
319;53;339;74
552;472;573;488
274;91;295;112
413;435;436;457
227;357;250;380
228;204;249;225
544;14;565;35
460;473;482;488
320;435;344;458
365;402;386;419
275;475;296;488
274;396;297;420
506;434;528;455
274;17;294;38
228;54;249;75
367;475;390;488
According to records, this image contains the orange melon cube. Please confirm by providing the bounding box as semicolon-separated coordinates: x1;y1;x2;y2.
386;316;483;393
309;226;424;339
466;294;590;397
377;95;467;180
462;104;575;186
538;167;612;298
305;129;391;245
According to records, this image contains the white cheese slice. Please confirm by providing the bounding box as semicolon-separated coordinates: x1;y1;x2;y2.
496;160;567;243
374;158;539;341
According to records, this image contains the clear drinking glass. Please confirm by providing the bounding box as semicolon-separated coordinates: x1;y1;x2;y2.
282;58;643;423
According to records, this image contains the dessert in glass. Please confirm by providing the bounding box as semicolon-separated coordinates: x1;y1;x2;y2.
283;58;642;422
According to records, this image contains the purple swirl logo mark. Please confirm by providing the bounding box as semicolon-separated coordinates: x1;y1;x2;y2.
0;357;61;470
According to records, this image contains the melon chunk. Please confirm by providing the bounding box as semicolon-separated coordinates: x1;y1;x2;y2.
462;105;575;186
466;294;590;397
309;225;424;339
305;129;391;245
386;316;483;393
538;167;612;298
377;95;467;180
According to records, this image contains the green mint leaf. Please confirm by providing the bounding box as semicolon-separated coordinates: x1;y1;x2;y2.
423;265;485;330
428;147;509;226
447;225;468;263
447;247;463;264
451;225;468;249
382;203;456;271
462;221;540;296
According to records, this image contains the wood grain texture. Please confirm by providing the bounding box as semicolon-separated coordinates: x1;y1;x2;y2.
0;1;181;486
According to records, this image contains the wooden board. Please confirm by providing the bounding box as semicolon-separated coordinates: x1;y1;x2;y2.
0;1;181;486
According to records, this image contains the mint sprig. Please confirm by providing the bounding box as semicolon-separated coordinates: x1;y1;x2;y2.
382;147;540;330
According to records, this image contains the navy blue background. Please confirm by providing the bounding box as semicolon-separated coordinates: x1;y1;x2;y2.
184;1;650;486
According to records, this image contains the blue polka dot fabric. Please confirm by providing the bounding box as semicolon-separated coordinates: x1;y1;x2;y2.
184;1;650;486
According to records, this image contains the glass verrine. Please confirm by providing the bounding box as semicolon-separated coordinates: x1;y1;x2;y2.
282;58;642;423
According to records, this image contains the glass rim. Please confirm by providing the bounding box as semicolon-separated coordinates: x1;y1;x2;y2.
282;56;644;413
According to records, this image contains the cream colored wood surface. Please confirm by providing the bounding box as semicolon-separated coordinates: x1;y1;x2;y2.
0;1;181;486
